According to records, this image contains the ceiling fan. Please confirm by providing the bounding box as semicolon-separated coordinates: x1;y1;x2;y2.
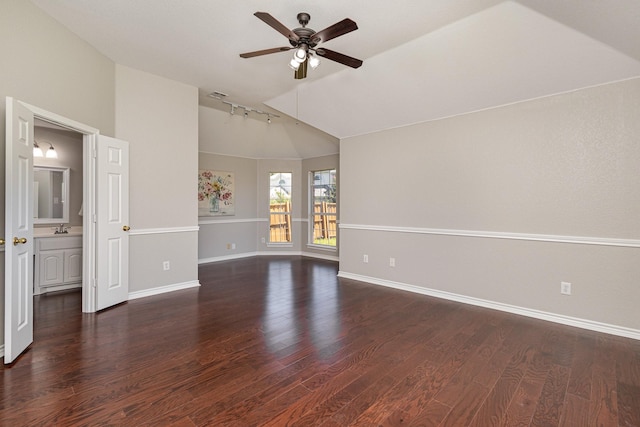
239;12;363;79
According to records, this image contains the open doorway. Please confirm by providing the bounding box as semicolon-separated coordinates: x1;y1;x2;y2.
33;119;84;297
5;97;130;364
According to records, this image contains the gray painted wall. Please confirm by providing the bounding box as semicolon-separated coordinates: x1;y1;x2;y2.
198;153;259;261
198;153;340;261
340;78;640;332
0;0;115;345
115;64;199;292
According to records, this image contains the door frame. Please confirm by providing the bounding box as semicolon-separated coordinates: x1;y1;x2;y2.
22;101;100;313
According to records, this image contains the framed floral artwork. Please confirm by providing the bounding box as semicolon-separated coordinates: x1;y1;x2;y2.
198;170;235;216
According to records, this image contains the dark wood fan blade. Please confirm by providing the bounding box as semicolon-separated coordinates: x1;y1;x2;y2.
312;18;358;43
315;48;363;68
254;12;300;42
240;47;293;58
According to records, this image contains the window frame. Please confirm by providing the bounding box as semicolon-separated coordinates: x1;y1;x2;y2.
307;169;337;251
268;171;293;246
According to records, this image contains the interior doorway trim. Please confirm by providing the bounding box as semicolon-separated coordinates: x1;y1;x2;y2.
24;102;100;313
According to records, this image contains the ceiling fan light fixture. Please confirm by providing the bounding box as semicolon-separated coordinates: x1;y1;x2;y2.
293;45;307;63
309;55;320;69
294;58;308;79
289;58;301;70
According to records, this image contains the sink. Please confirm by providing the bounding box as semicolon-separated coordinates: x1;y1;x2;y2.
33;228;83;238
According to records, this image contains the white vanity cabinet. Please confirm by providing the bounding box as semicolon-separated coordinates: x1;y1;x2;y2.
34;235;82;295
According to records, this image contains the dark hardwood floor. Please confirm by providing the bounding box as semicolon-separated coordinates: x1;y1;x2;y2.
2;256;639;426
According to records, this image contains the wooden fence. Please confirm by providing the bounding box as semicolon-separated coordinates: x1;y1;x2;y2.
269;201;336;244
313;202;336;242
269;202;291;243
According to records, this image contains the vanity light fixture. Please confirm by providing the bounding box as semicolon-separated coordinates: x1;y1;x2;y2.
34;140;57;158
44;141;58;159
33;141;44;157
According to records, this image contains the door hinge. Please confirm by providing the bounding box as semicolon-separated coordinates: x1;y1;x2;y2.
92;148;97;158
92;214;97;223
92;278;97;288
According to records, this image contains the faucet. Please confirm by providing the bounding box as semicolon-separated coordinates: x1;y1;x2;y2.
54;224;69;234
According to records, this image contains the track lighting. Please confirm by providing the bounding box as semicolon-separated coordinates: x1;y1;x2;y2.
221;100;279;123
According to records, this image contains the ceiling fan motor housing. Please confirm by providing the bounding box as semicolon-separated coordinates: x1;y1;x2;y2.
297;13;310;26
290;13;317;48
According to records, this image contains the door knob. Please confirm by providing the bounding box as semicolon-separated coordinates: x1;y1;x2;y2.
13;237;27;245
123;225;131;231
0;238;5;245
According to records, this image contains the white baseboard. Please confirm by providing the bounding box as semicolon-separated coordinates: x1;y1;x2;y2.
301;251;339;262
128;280;201;300
256;250;338;262
198;252;258;264
198;251;338;265
337;271;640;341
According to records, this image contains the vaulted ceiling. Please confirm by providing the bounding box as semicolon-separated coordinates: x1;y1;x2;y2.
31;0;640;156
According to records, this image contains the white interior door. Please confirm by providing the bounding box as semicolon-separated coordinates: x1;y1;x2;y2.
4;97;34;364
96;135;130;311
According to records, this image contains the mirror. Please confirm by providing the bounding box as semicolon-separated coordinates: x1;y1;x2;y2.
34;166;69;224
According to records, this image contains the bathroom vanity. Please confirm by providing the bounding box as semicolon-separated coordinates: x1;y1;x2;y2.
34;229;83;295
32;164;83;295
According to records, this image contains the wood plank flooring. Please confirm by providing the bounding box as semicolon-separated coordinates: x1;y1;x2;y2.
2;256;639;426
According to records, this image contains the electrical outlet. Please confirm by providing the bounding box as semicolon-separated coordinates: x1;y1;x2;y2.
231;243;236;250
226;243;231;250
560;281;571;295
389;257;396;267
363;254;368;263
261;237;266;244
163;261;170;271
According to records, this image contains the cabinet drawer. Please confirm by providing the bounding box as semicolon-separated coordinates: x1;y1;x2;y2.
38;236;82;251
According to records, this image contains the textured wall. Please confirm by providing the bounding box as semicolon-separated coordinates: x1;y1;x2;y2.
340;78;640;332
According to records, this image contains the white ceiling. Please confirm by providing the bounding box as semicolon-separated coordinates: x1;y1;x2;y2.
31;0;640;151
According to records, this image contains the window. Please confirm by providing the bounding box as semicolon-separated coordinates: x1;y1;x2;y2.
310;169;337;248
269;172;292;243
